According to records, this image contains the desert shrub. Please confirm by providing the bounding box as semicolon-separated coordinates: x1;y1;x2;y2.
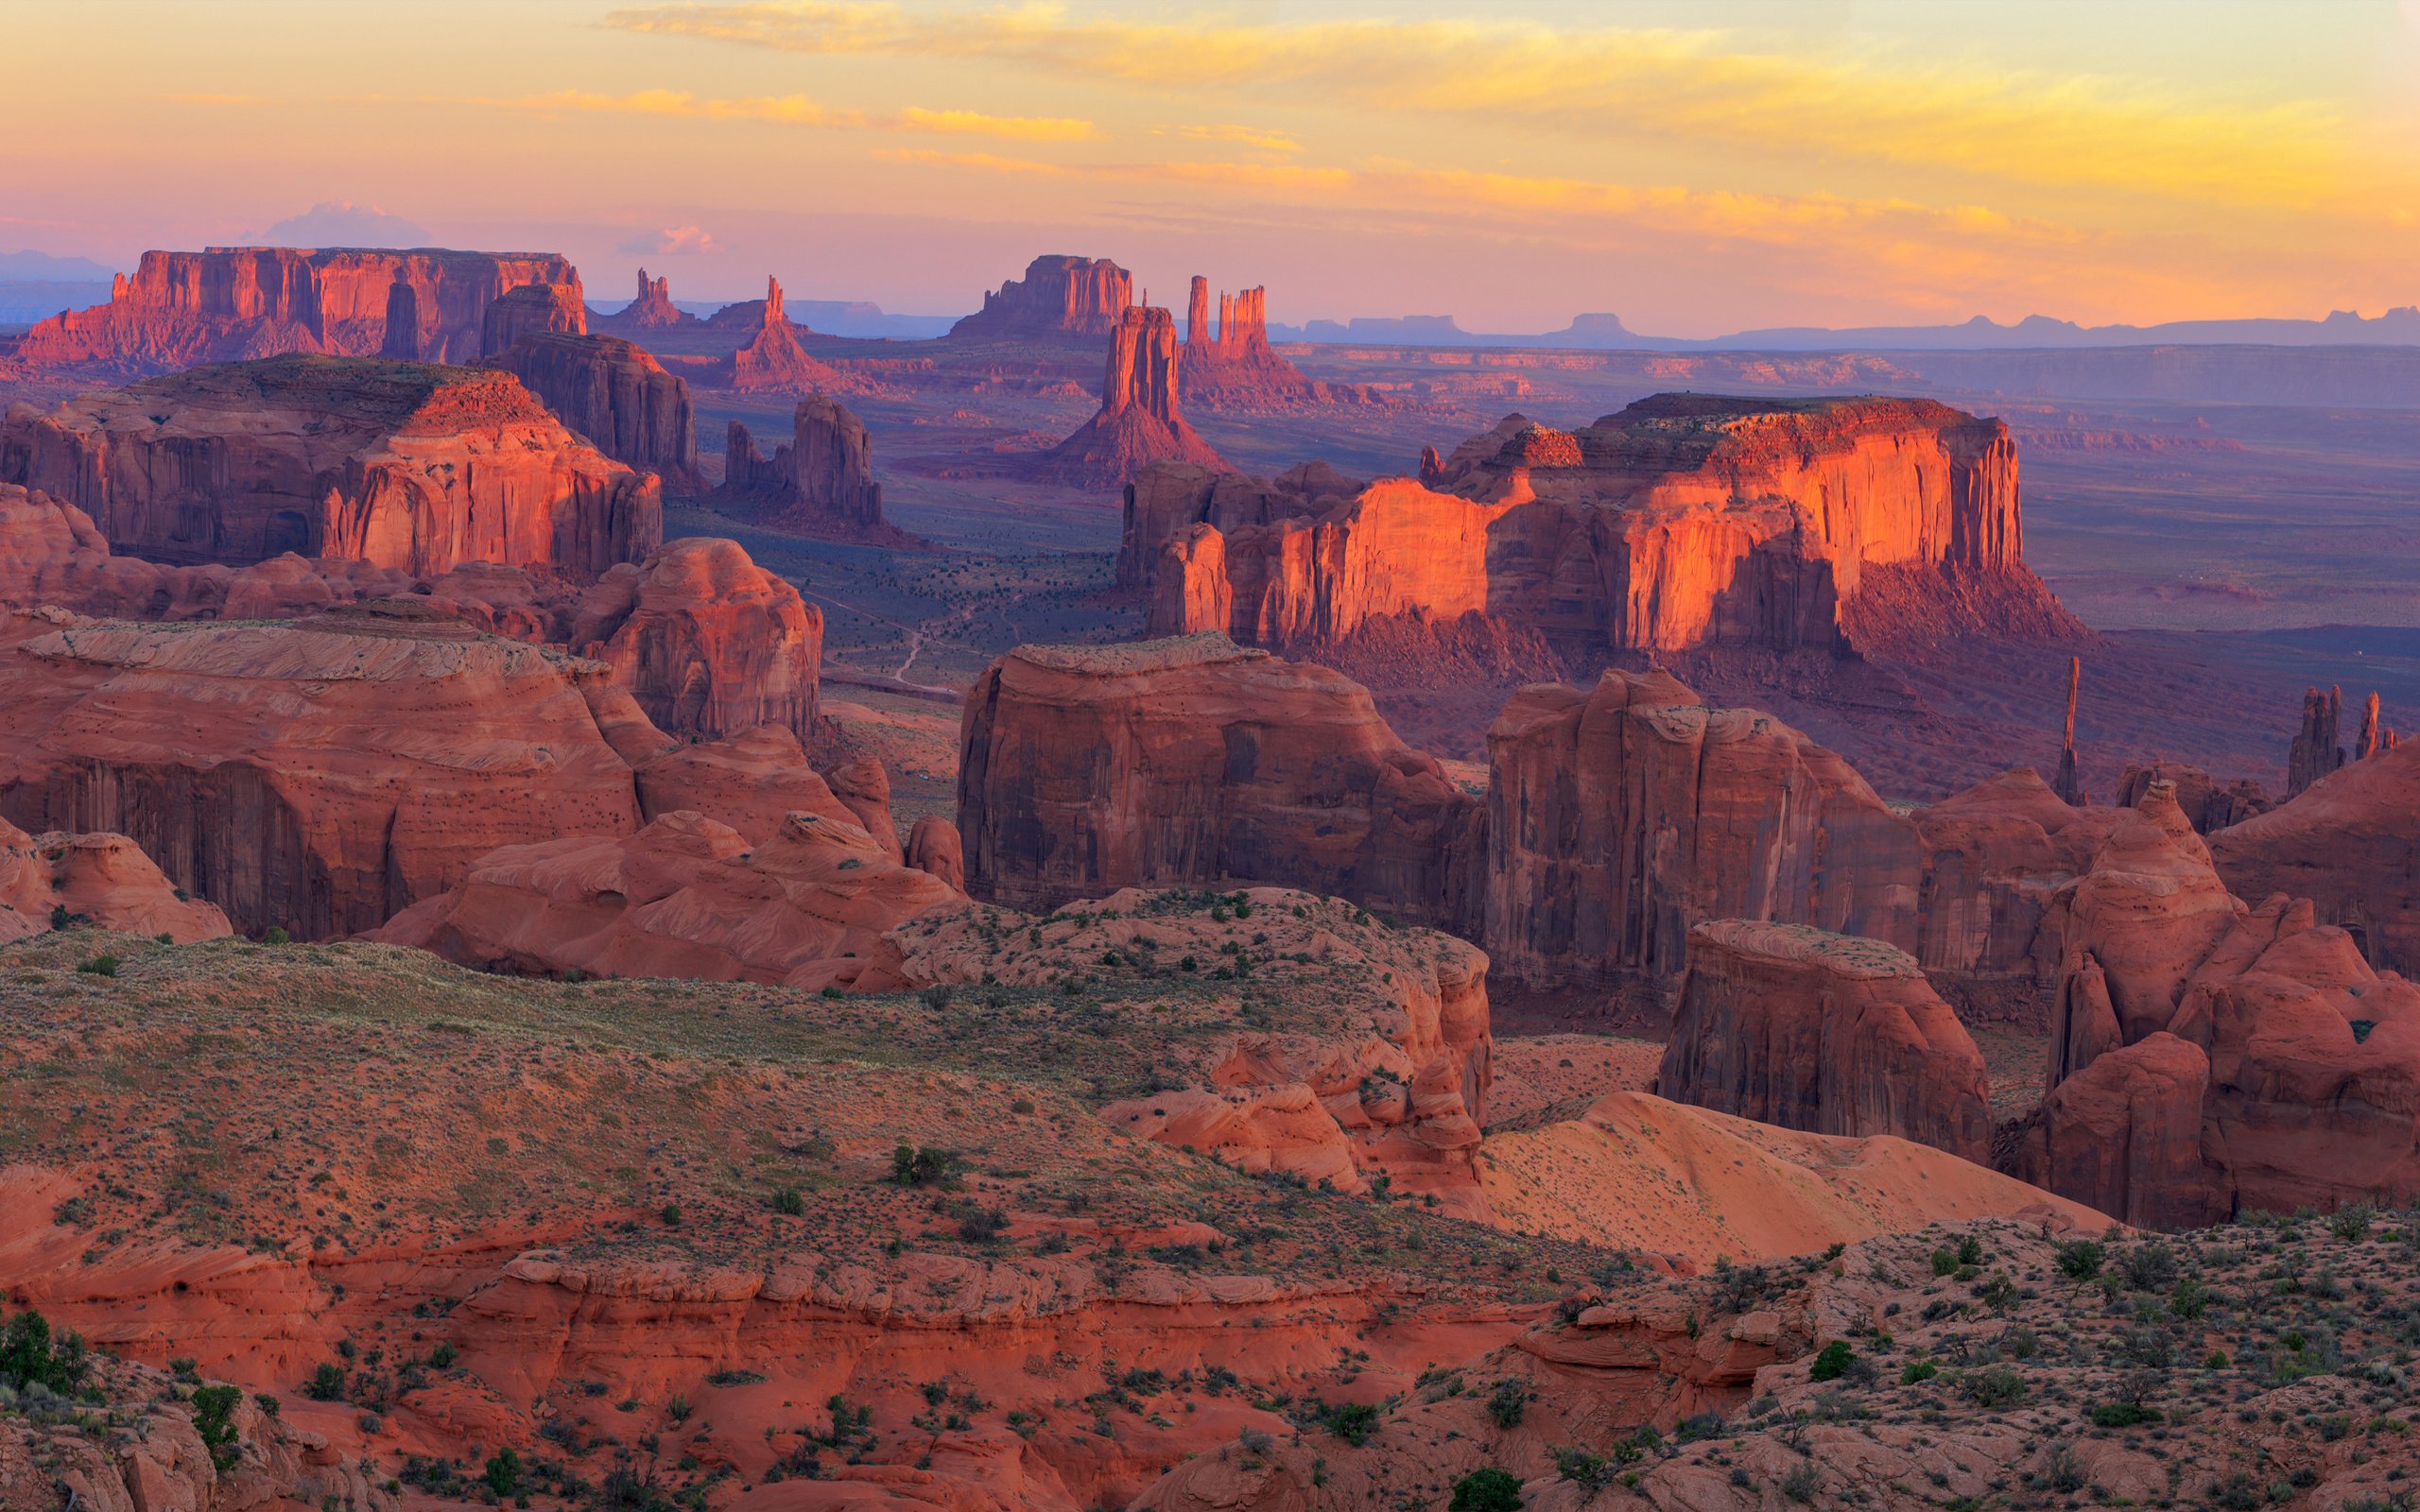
1450;1469;1524;1512
1325;1400;1381;1446
484;1448;524;1497
1808;1341;1855;1382
769;1188;805;1216
2055;1240;2103;1280
1486;1377;1527;1429
76;954;117;977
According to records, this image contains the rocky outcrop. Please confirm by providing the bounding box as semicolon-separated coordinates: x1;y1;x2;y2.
1126;395;2076;662
2052;654;2084;804
2287;685;2345;797
2211;738;2420;972
0;355;661;576
1036;305;1227;487
905;814;965;889
2022;779;2420;1223
9;246;578;372
715;277;844;392
958;633;1479;919
372;807;959;991
2113;760;2270;833
0;814;232;943
1657;920;1992;1160
571;536;822;740
612;267;694;328
1485;669;1923;986
1180;277;1320;408
717;393;898;538
949;253;1132;340
484;331;701;491
1119;457;1365;594
1910;767;2123;984
477;280;587;354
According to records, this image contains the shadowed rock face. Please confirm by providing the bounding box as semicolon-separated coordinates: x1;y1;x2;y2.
718;393;889;534
1656;919;1993;1161
1128;394;2074;662
483;331;701;491
1180;276;1321;409
0;814;231;943
949;253;1132;340
2215;730;2420;973
957;633;1481;920
9;246;578;372
0;355;660;576
2022;780;2420;1225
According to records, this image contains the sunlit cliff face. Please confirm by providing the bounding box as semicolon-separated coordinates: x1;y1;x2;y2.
7;0;2418;334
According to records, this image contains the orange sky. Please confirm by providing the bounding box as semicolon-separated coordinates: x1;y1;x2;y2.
6;0;2417;335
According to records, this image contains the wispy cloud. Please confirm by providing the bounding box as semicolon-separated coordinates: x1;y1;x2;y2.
617;223;720;254
1152;124;1303;154
600;2;2377;212
437;88;1093;142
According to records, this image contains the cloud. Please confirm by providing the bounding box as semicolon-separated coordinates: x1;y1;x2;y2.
600;2;2376;212
1152;124;1303;154
265;201;431;247
450;88;1091;142
617;224;721;255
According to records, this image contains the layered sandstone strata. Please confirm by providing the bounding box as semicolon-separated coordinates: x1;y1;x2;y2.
958;633;1479;919
1656;919;1992;1160
1132;395;2074;660
484;331;701;491
10;246;576;372
718;393;893;536
1036;305;1227;487
2020;781;2420;1224
949;253;1132;340
1180;276;1320;408
0;356;661;576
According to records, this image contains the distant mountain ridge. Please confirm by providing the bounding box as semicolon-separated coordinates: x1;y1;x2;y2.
1272;306;2420;351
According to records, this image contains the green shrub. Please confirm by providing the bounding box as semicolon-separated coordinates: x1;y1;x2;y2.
0;1311;89;1394
484;1448;524;1497
660;1203;683;1228
770;1187;805;1216
2091;1401;2159;1428
191;1383;242;1469
263;926;291;946
2055;1240;2103;1280
76;954;117;977
1901;1360;1938;1384
1486;1377;1527;1430
1326;1400;1381;1445
1808;1340;1855;1382
1450;1468;1524;1512
302;1362;345;1401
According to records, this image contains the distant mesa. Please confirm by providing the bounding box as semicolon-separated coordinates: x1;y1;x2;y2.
719;392;915;544
949;253;1132;341
0;354;661;576
9;245;579;374
1031;303;1227;487
475;289;702;494
608;266;697;330
1178;274;1324;410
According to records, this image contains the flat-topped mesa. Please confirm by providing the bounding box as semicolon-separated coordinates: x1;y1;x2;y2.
482;330;701;492
1033;305;1228;487
958;632;1482;919
949;253;1133;340
1127;393;2077;662
717;393;892;537
1179;275;1320;408
717;276;847;392
476;281;588;354
0;355;661;576
1656;919;1994;1161
9;246;579;373
611;266;695;328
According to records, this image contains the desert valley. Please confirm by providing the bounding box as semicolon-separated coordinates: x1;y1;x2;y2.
3;5;2419;1511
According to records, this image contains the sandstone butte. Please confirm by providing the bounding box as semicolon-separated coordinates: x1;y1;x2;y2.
0;355;661;576
7;245;578;372
0;598;856;940
1177;275;1324;409
2213;734;2420;974
476;285;702;492
719;391;913;543
948;251;1133;340
715;276;847;392
603;266;698;329
959;634;2135;1002
0;812;231;942
2021;779;2420;1225
1034;304;1229;488
1655;919;1993;1161
1124;393;2080;665
0;483;813;743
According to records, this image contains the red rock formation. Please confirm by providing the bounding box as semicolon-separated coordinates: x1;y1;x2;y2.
949;253;1132;340
372;807;959;992
826;755;905;861
1126;395;2075;662
0;355;661;576
716;277;845;392
717;393;902;539
1119;458;1365;594
2286;684;2344;797
571;537;822;741
2022;778;2420;1223
1485;669;1923;986
629;723;859;844
1911;767;2124;985
2212;738;2420;972
1035;306;1228;487
906;814;965;889
9;246;579;373
1178;276;1321;409
0;602;648;938
0;814;233;943
477;280;588;354
958;633;1479;919
1657;919;1993;1161
2112;760;2270;833
483;331;701;491
2053;655;2084;804
614;267;694;328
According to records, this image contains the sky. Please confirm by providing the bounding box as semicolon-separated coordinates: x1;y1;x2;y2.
4;0;2418;335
